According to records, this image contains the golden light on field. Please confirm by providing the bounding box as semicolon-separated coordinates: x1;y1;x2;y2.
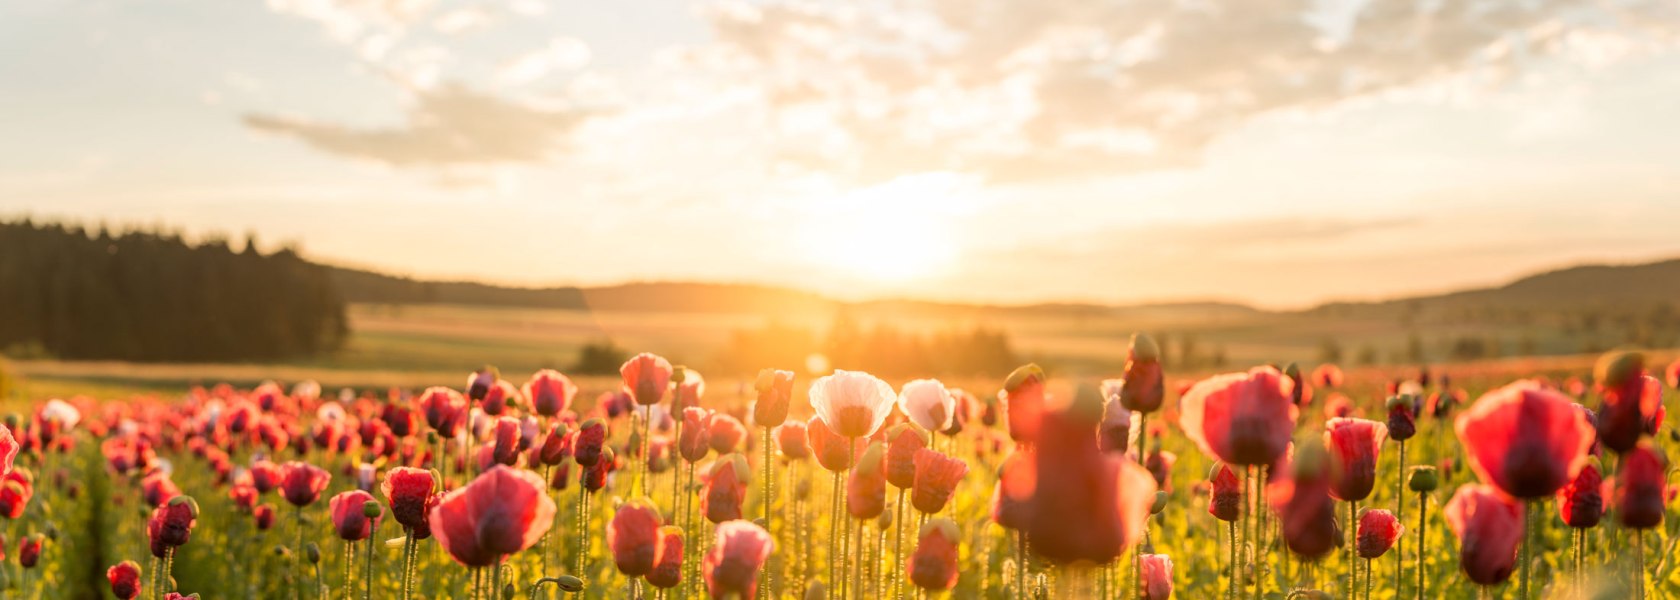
799;173;968;283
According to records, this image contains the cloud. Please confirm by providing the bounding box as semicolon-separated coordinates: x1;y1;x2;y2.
691;0;1680;184
497;37;593;85
243;83;596;167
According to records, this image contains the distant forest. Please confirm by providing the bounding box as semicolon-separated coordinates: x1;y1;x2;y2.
0;220;346;361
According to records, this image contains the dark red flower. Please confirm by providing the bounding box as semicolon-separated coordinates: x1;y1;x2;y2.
1179;367;1299;467
148;496;199;549
847;442;887;520
990;449;1033;531
17;534;40;568
467;367;498;402
911;448;967;514
429;465;556;567
807;416;855;473
752;369;794;428
1558;460;1604;529
1117;334;1165;413
582;448;615;493
1456;381;1594;499
703;455;750;524
1025;396;1156;565
1208;463;1242;522
1595;359;1662;454
646;526;684;589
574;419;607;468
329;489;382;541
1324;417;1387;501
1445;484;1522;586
906;519;960;591
108;560;143;600
885;424;926;489
608;497;664;577
491;417;521;466
703;520;773;600
418;387;467;438
254;504;275;530
620;353;674;406
1386;396;1418;442
1269;444;1341;560
523;369;578;417
380;466;435;532
249;459;281;494
538;423;571;466
279;462;331;507
1611;441;1668;529
1357;508;1403;559
141;471;181;508
1001;364;1046;444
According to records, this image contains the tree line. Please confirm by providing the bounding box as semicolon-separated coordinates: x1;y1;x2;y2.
0;220;347;361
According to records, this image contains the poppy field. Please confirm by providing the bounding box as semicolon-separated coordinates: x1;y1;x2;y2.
3;341;1680;599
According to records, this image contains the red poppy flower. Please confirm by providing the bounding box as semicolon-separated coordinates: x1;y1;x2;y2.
254;504;276;530
1445;484;1522;586
141;471;181;508
608;497;665;577
467;367;498;401
523;369;577;418
775;421;808;461
1596;370;1662;455
491;417;521;467
1139;553;1174;600
418;387;467;438
1324;418;1387;501
1456;381;1594;499
811;370;896;439
707;414;747;454
847;442;887;520
1026;400;1156;565
621;353;674;406
1178;367;1299;467
1558;461;1604;529
1001;364;1046;444
17;534;40;568
703;520;773;600
1357;508;1404;559
379;466;435;532
703;455;750;524
583;448;615;493
1611;441;1668;529
329;490;382;541
1208;463;1242;522
807;416;855;473
679;409;714;463
148;496;199;549
885;424;926;489
279;462;331;507
911;448;967;515
1118;334;1165;413
989;449;1033;531
249;460;281;494
906;519;960;591
381;402;419;438
1268;445;1341;560
1387;396;1418;442
752;369;794;428
646;526;684;589
480;380;519;416
0;425;17;477
429;465;555;567
108;560;143;600
574;419;607;468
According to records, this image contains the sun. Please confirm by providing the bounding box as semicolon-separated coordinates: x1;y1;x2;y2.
799;174;967;283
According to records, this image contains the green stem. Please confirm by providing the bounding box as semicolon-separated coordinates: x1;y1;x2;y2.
1519;499;1530;599
894;489;906;600
1228;520;1237;600
402;529;416;600
761;426;775;599
1395;440;1405;598
1348;500;1358;600
1416;492;1427;600
365;526;375;600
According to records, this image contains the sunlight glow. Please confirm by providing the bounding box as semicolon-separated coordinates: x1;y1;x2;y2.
798;173;972;283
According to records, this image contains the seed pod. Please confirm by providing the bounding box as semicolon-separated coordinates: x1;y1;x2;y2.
305;542;321;564
556;575;585;593
1407;466;1438;492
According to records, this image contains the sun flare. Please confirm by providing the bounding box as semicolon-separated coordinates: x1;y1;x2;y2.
799;174;968;283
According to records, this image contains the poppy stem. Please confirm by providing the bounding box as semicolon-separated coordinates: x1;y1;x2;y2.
1416;491;1427;600
401;528;416;600
1228;520;1237;600
1136;411;1148;600
1519;499;1531;599
1635;528;1645;600
1254;465;1263;600
1015;530;1027;600
761;426;775;600
893;489;906;600
1395;440;1405;598
365;524;376;600
1348;500;1358;600
830;467;842;600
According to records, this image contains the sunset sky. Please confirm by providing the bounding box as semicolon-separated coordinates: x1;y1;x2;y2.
3;0;1678;308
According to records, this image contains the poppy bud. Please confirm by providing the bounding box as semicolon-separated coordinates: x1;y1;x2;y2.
607;497;664;577
1611;441;1668;529
752;369;794;428
583;447;614;493
1150;490;1168;515
775;421;808;461
1139;553;1173;600
848;442;888;520
1001;364;1046;444
557;574;585;592
703;521;773;598
646;526;684;589
537;423;571;467
305;542;321;564
1386;395;1418;442
108;560;143;599
906;518;960;591
18;534;41;568
885;424;927;490
1558;461;1603;529
702;454;750;524
1208;463;1242;522
574;420;607;468
1407;466;1438;493
1356;509;1403;558
1118;334;1165;413
911;449;967;515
